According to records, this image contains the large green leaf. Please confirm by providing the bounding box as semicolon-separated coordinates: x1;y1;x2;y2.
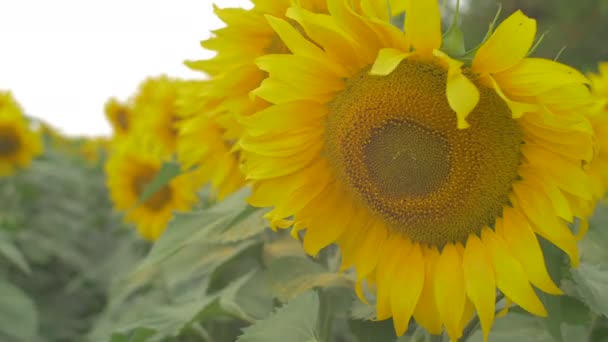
134;187;258;273
237;291;321;342
0;278;38;342
267;256;353;302
107;294;220;342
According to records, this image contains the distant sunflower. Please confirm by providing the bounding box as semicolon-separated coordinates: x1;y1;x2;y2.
132;76;181;156
587;62;608;200
176;81;245;200
104;97;134;139
0;91;43;176
241;1;598;340
105;139;198;240
80;137;110;165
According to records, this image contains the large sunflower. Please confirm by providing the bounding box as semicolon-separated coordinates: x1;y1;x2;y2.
0;91;43;176
240;1;598;340
105;139;198;240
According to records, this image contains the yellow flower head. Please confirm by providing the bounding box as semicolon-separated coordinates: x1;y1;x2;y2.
240;1;599;340
176;82;245;200
0;91;43;176
131;76;181;156
105;138;198;240
586;62;608;200
104;97;134;139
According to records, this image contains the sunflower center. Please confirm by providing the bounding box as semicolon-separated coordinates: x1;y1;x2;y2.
363;120;450;197
116;109;129;131
132;166;173;211
324;60;523;246
0;126;21;157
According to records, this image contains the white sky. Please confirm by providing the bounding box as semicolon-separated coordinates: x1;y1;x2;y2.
0;0;252;136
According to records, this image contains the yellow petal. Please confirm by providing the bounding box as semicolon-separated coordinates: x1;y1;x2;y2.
459;299;476;337
391;243;424;336
404;0;442;56
502;207;563;295
442;55;480;129
472;10;536;75
327;0;380;64
463;234;496;342
376;236;410;320
522;144;594;200
413;247;443;335
511;183;579;267
370;48;411;76
303;187;351;255
519;166;573;222
481;227;547;317
354;221;388;280
264;15;348;77
434;243;466;340
493;58;590;97
360;0;390;21
487;75;538;119
286;7;366;72
241;100;328;137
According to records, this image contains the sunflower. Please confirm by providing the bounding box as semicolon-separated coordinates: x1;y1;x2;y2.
176;81;245;200
0;91;43;176
105;139;198;240
586;62;608;200
131;76;181;156
79;137;110;165
104;97;134;139
240;1;599;340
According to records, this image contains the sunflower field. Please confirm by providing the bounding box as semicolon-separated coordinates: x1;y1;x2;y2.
3;0;608;341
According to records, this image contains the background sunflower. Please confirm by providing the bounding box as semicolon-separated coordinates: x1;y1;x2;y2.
0;91;43;176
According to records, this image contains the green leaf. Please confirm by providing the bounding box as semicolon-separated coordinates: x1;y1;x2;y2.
137;161;181;205
218;268;273;321
0;231;30;274
135;188;253;272
468;311;553;342
0;278;38;342
237;291;321;342
267;256;353;302
570;206;608;317
109;294;220;342
348;319;397;342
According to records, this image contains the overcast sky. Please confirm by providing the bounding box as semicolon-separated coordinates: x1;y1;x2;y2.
0;0;252;136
